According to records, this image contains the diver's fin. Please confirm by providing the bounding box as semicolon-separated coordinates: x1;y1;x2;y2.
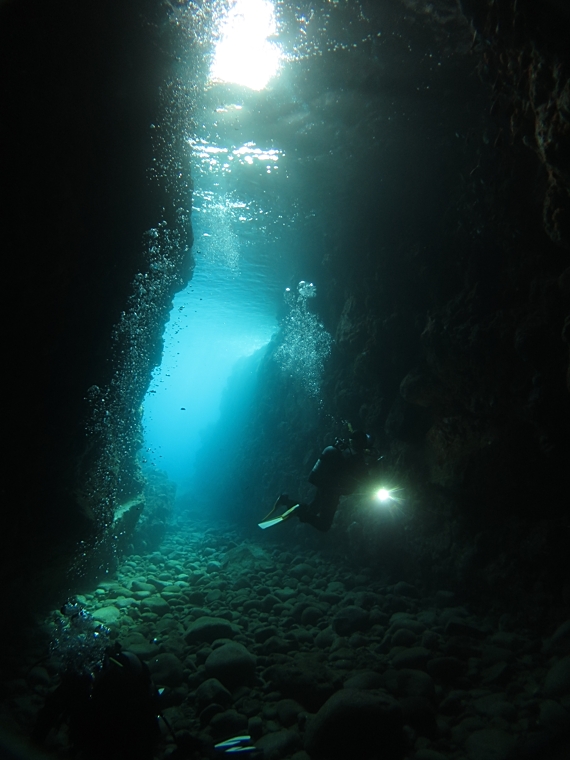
215;736;251;749
258;504;300;529
260;496;282;523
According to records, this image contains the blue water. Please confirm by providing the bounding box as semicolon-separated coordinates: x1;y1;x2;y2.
142;254;279;489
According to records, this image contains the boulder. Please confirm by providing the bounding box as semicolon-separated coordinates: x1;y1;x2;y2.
121;632;159;660
343;671;383;690
195;677;232;709
264;656;340;712
142;595;171;617
444;618;488;639
184;616;239;644
543;655;570;697
199;703;225;727
391;628;417;647
381;668;435;700
131;580;156;593
427;656;466;684
301;607;322;626
289;563;316;579
257;729;301;760
465;728;515;760
147;653;183;687
92;606;120;625
392;647;431;670
261;636;293;655
394;581;420;598
304;689;405;760
27;666;50;686
332;606;368;635
254;626;279;643
205;642;256;689
314;626;337;649
209;709;248;742
539;699;569;732
276;698;304;727
222;544;273;572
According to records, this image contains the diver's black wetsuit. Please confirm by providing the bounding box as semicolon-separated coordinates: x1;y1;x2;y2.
296;442;368;532
33;648;161;760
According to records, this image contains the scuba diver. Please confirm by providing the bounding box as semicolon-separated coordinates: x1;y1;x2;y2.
33;642;162;760
261;429;374;533
32;598;206;760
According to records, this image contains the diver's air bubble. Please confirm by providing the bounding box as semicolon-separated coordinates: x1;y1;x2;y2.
298;280;316;298
274;281;331;398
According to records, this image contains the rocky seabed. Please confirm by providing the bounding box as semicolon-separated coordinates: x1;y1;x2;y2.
4;521;570;760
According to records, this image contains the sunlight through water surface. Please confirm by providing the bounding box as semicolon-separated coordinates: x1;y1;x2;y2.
209;0;282;91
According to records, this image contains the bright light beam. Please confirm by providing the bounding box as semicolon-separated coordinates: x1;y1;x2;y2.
210;0;282;91
374;486;405;506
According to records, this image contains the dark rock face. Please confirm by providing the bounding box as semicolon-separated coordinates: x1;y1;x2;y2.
1;0;193;618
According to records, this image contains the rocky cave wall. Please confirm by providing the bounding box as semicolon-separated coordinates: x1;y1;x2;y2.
1;0;194;621
318;0;570;626
196;0;570;629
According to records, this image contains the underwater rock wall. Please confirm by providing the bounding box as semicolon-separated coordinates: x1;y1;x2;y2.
314;0;570;624
1;0;193;615
463;0;570;247
320;0;570;624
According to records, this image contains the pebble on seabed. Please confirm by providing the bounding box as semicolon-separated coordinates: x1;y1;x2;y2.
3;522;570;760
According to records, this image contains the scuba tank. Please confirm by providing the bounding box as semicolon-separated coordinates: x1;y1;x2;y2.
308;441;345;489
